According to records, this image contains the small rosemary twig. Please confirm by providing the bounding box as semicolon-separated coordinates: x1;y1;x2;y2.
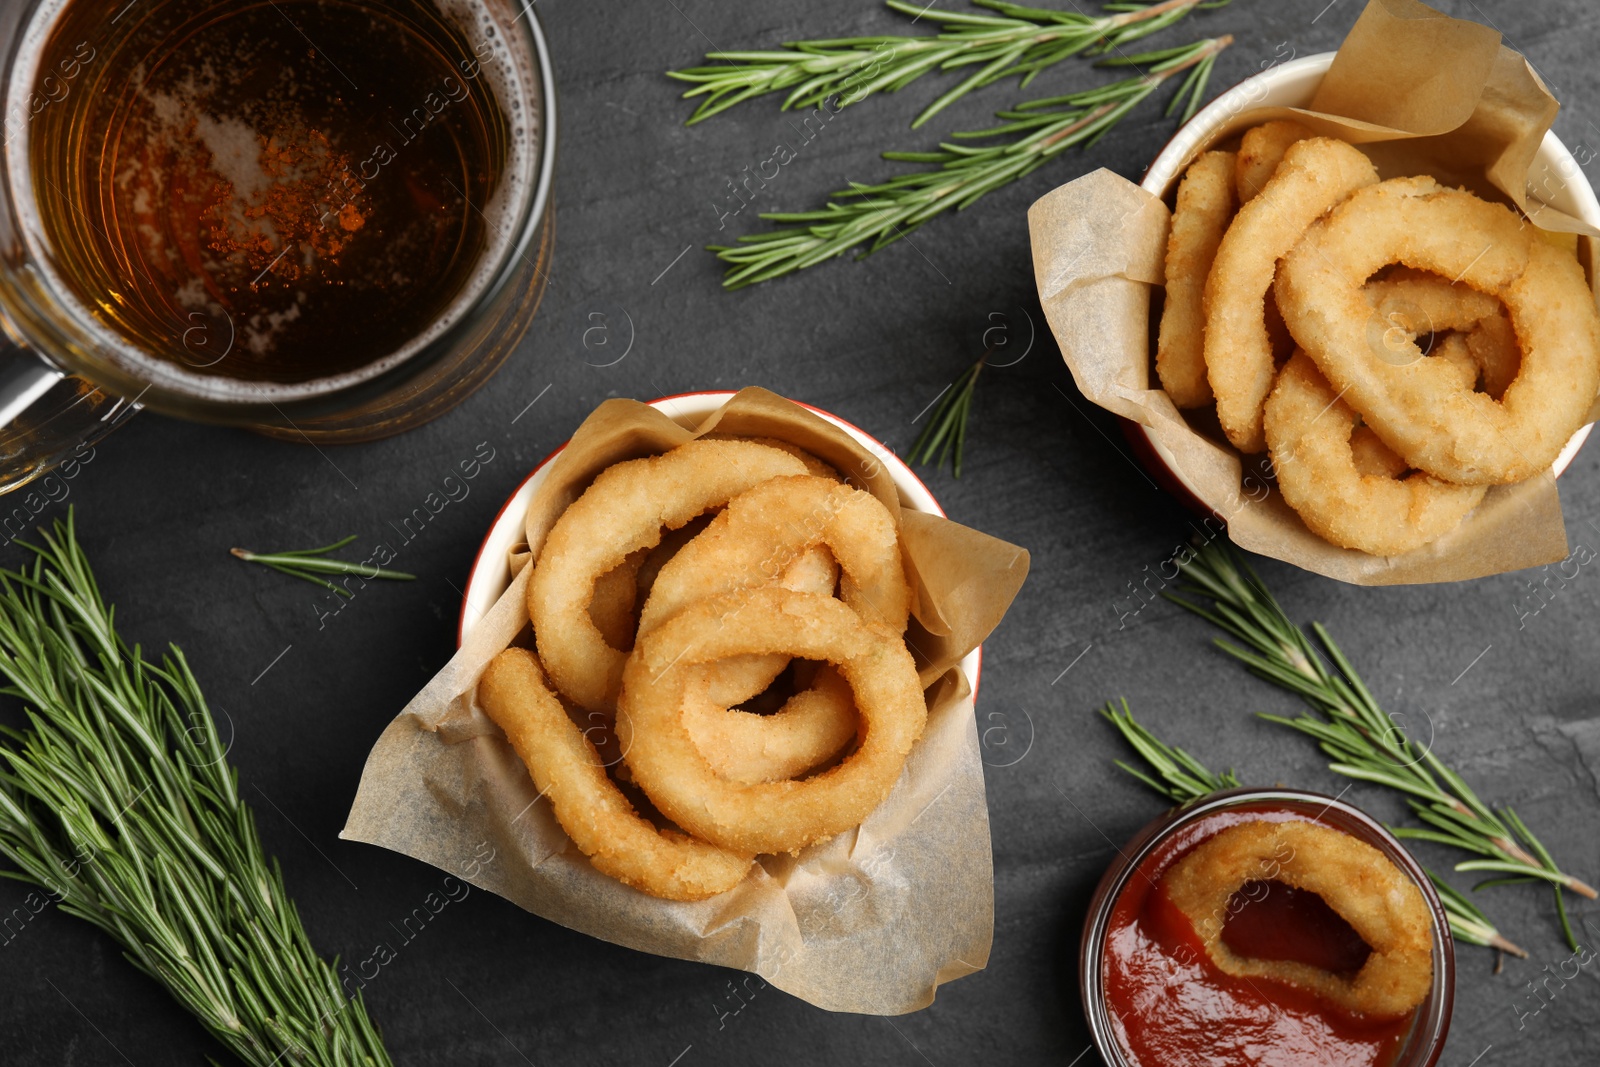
1166;538;1596;949
1100;698;1527;958
910;350;988;477
1101;697;1240;800
231;536;415;598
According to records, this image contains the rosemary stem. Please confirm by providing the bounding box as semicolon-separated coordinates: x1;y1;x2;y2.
1169;537;1595;946
1100;700;1526;956
232;539;418;592
712;34;1231;289
670;0;1228;126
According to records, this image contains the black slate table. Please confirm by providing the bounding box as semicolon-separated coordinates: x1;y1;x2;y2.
5;0;1599;1063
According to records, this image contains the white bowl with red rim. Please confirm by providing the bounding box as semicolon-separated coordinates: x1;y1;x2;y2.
458;390;981;692
1126;52;1596;513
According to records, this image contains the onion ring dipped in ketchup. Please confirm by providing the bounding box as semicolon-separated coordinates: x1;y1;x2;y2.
1081;790;1454;1067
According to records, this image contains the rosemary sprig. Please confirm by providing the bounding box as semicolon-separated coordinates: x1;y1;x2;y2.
0;512;393;1065
232;535;415;598
709;36;1230;290
910;351;987;476
1167;538;1596;949
669;0;1230;127
1099;699;1527;958
1100;696;1240;800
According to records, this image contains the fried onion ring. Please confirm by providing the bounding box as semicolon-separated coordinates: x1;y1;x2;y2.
1205;138;1379;453
529;439;811;711
642;474;905;710
1277;176;1600;484
1235;120;1314;204
1265;352;1487;555
1350;425;1407;478
619;588;926;856
701;434;840;480
1365;269;1522;398
1430;333;1486;393
1163;818;1433;1019
588;548;647;652
680;540;839;709
641;475;908;636
637;475;904;785
1466;312;1521;400
1367;267;1501;336
478;647;754;901
683;664;858;785
1157;150;1237;408
637;513;716;604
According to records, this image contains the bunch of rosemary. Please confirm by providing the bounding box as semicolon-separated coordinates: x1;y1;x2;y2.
1164;538;1594;949
1100;699;1527;957
0;513;393;1065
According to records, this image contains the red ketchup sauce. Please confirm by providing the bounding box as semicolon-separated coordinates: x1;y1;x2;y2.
1102;809;1418;1067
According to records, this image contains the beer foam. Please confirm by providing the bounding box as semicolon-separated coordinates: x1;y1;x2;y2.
4;0;549;406
434;0;544;294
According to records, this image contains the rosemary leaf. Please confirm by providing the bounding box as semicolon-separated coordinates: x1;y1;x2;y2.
1100;698;1238;803
910;352;986;476
1429;873;1526;959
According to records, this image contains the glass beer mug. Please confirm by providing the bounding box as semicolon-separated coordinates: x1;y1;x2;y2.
0;0;555;493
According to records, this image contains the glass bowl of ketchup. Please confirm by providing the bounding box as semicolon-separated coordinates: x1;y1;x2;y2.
1080;788;1455;1067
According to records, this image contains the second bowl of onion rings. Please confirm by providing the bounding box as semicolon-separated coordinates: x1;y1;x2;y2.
1129;49;1597;517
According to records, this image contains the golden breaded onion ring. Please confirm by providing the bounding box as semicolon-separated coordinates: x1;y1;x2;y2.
1277;176;1600;484
641;475;909;637
1349;425;1407;478
700;433;840;480
588;548;647;652
1163;818;1434;1019
1157;150;1237;409
1364;269;1521;397
641;474;906;765
1466;313;1521;400
619;588;926;856
682;664;858;785
1265;352;1487;556
1205;137;1379;453
477;647;753;901
1367;267;1500;335
1234;119;1313;203
666;539;840;711
528;439;811;712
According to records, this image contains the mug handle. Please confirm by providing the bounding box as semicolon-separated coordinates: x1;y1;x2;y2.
0;351;63;424
0;340;137;497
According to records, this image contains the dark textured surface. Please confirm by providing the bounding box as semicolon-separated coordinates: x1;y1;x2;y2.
5;0;1600;1063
